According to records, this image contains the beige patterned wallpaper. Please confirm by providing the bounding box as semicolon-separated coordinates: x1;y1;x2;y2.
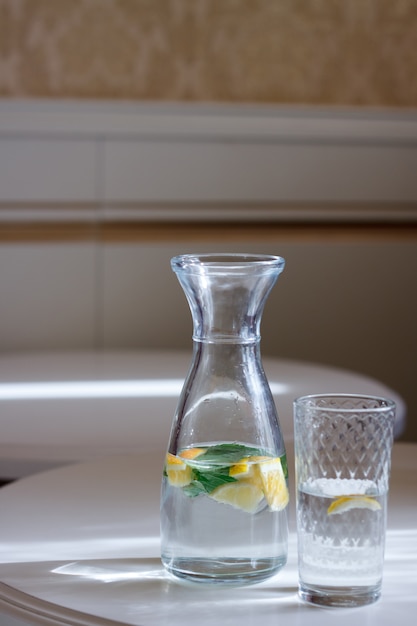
0;0;416;107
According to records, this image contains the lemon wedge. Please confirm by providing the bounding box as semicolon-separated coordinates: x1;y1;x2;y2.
229;455;271;479
229;455;289;512
229;458;257;479
165;452;193;487
179;447;207;460
210;481;264;513
254;457;289;511
229;460;249;478
327;495;382;515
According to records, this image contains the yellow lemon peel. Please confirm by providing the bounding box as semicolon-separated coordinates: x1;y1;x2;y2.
254;457;289;512
166;452;186;468
165;452;192;487
327;495;382;515
229;459;257;479
179;447;207;460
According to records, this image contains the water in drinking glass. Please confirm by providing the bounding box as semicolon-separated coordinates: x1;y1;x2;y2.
297;477;386;590
294;393;395;607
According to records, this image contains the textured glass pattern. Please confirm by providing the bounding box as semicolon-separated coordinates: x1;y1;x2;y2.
295;395;395;493
294;394;396;607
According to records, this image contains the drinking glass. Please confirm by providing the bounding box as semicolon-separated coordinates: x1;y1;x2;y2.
294;394;396;607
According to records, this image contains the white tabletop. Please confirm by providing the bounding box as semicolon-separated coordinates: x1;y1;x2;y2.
0;350;406;479
0;442;416;626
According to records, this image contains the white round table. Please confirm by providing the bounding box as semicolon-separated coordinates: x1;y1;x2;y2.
0;442;415;626
0;350;406;479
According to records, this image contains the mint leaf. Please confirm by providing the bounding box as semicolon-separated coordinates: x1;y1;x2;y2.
182;481;206;497
175;444;288;499
193;467;237;494
197;443;267;465
281;453;288;480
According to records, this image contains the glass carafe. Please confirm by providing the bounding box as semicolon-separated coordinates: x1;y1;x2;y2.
160;253;288;585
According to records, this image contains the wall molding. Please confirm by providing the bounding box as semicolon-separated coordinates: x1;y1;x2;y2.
1;99;417;143
1;219;416;245
0;99;416;230
1;201;416;223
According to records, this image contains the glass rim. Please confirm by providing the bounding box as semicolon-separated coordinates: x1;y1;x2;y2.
171;252;285;273
293;393;396;413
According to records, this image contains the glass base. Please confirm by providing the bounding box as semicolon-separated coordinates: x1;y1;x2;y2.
162;556;287;586
298;582;382;607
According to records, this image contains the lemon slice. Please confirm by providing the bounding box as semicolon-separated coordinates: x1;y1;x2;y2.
229;458;258;479
230;455;274;479
255;457;289;512
327;495;382;515
228;456;289;512
210;481;264;513
229;460;250;478
179;447;207;460
165;452;193;487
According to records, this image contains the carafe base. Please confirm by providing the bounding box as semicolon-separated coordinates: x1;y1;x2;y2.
162;555;287;586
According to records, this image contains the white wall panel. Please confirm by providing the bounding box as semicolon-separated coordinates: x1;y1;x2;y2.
0;138;97;202
103;140;417;204
0;244;97;351
0;100;416;217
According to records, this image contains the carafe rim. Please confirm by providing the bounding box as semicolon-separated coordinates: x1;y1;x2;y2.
171;253;285;274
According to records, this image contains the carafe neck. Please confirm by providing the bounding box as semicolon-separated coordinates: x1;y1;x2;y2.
171;253;285;344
